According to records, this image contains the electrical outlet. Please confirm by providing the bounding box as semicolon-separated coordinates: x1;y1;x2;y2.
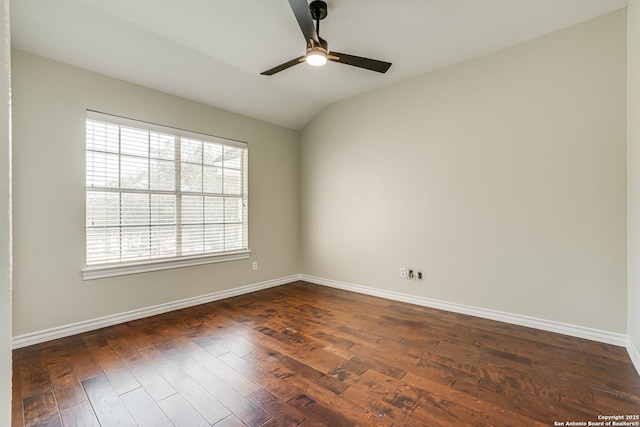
417;272;423;280
252;261;258;271
408;269;414;279
400;268;406;278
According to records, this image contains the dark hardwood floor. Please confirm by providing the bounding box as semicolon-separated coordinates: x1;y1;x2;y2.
12;281;640;426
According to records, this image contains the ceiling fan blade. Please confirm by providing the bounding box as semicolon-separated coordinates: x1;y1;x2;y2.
261;56;306;76
288;0;319;46
329;52;392;73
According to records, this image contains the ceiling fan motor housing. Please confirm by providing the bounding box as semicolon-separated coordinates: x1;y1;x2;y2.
310;1;328;20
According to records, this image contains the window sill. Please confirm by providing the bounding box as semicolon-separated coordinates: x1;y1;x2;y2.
82;250;251;280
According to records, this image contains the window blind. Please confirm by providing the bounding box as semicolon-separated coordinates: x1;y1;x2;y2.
85;111;248;270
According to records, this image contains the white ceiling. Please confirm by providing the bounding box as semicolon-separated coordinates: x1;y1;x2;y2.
11;0;628;130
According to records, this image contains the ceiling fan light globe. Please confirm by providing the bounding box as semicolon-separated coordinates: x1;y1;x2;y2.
306;49;328;66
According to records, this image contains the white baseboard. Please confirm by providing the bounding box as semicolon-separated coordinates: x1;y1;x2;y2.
301;275;629;347
628;337;640;376
12;275;301;349
13;272;634;366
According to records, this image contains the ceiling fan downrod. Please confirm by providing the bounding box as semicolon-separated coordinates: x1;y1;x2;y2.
310;0;327;38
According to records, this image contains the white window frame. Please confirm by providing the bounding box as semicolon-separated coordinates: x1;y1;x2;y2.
82;111;250;280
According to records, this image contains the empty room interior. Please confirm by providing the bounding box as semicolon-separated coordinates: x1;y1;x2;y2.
3;0;640;425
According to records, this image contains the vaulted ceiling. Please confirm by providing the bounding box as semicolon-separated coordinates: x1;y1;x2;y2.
11;0;628;130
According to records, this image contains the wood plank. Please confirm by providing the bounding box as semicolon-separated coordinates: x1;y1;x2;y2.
287;393;356;427
160;344;271;427
186;342;261;396
22;394;62;427
89;344;140;395
138;347;231;425
213;415;252;427
59;401;100;427
218;351;306;402
247;388;307;426
126;358;176;402
19;354;62;427
64;338;101;381
120;387;173;427
156;394;209;427
101;324;177;402
81;374;136;427
41;345;86;410
12;358;24;427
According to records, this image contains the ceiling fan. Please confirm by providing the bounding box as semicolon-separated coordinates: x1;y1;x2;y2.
261;0;392;76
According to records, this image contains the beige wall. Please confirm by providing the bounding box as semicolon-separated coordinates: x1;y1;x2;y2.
628;0;640;361
0;0;11;421
11;50;299;336
300;10;627;333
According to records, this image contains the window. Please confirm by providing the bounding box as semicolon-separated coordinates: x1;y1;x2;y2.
83;111;249;280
